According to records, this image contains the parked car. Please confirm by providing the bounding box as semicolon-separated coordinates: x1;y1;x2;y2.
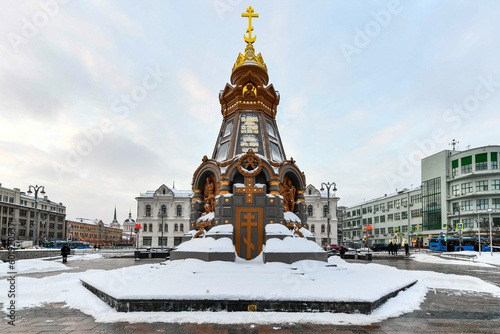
370;243;389;252
324;244;349;252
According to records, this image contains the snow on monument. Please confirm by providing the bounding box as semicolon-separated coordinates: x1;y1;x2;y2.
171;6;325;263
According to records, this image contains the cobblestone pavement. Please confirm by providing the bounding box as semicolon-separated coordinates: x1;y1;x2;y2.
1;252;500;333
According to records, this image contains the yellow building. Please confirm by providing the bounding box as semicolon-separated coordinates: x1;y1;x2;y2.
66;218;122;246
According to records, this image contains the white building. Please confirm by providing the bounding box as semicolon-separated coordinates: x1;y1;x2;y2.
135;184;192;247
344;145;500;248
303;184;339;246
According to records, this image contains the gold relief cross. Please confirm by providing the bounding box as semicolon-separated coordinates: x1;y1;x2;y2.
242;6;259;43
241;212;258;259
235;177;264;204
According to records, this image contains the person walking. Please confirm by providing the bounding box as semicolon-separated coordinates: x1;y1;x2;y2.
394;243;398;256
61;243;71;263
404;243;410;256
388;242;393;255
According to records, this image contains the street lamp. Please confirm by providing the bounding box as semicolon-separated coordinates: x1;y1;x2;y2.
476;211;483;256
158;209;168;251
27;185;45;247
320;182;337;246
488;208;493;257
40;213;47;245
454;205;464;251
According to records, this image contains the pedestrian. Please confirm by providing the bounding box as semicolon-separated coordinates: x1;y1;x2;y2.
404;243;410;256
61;243;70;263
394;243;398;256
388;242;393;255
339;247;346;259
94;244;97;251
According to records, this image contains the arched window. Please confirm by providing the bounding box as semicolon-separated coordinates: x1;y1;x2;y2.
323;205;329;218
165;224;168;232
180;224;184;232
149;223;153;232
161;205;167;214
174;223;178;232
307;205;313;217
177;205;182;217
308;189;312;195
321;224;325;233
145;205;151;217
162;189;166;195
311;224;315;233
144;224;148;232
158;224;163;232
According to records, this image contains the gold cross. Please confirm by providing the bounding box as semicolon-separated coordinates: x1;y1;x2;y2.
241;212;258;259
242;6;259;44
235;177;264;204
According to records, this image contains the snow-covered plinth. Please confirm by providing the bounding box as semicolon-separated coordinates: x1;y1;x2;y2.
80;257;417;314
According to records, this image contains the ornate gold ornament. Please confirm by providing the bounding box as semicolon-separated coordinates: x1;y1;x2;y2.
286;221;304;238
237;149;262;177
242;82;257;98
204;175;217;213
242;6;258;44
279;175;296;212
194;221;212;238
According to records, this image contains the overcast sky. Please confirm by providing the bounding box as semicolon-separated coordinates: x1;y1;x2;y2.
1;0;500;224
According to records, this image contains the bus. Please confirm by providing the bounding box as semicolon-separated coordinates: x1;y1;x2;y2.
429;237;499;252
42;240;91;249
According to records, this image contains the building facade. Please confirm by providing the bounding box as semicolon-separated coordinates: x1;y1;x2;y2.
303;184;339;246
344;145;500;248
66;218;122;246
136;184;192;248
0;183;66;246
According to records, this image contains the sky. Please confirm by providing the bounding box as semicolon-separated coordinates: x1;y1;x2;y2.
1;0;500;224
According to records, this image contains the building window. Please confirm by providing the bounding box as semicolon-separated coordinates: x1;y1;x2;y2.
492;180;500;190
422;177;442;230
158;237;167;246
452;185;459;196
174;223;178;232
180;224;184;232
492;198;500;209
475;153;488;171
380;228;386;235
394;213;401;221
145;205;151;217
380;204;385;211
149;223;153;232
374;204;379;212
402;211;407;219
394;199;400;208
461;182;473;194
461;200;473;211
323;205;328;218
463;218;474;229
476;199;489;210
143;237;152;246
308;189;312;195
402;225;408;233
411;194;422;204
401;198;408;207
144;224;148;232
387;201;393;209
451;159;459;177
380;215;386;223
321;225;325;233
161;205;167;214
388;214;394;222
158;224;163;232
311;224;315;233
388;227;394;234
476;180;488;192
367;206;372;213
374;216;379;224
492;152;498;169
461;156;472;174
307;205;313;217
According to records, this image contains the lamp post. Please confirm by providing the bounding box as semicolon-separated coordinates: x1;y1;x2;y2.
320;182;337;246
488;208;493;256
40;213;47;244
27;185;45;247
476;211;483;256
158;210;168;251
454;205;464;251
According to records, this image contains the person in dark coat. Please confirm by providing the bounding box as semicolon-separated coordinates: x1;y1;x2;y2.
404;243;410;256
388;242;393;255
394;243;398;256
61;244;71;263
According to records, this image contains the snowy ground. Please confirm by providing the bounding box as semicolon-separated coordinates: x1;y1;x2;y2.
413;251;500;267
1;254;500;325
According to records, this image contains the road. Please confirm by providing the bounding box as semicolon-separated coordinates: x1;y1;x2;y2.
1;250;499;333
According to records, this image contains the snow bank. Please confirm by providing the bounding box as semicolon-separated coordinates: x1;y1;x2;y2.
206;224;233;235
265;237;323;253
174;237;234;253
284;211;301;223
0;258;71;277
265;223;292;236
